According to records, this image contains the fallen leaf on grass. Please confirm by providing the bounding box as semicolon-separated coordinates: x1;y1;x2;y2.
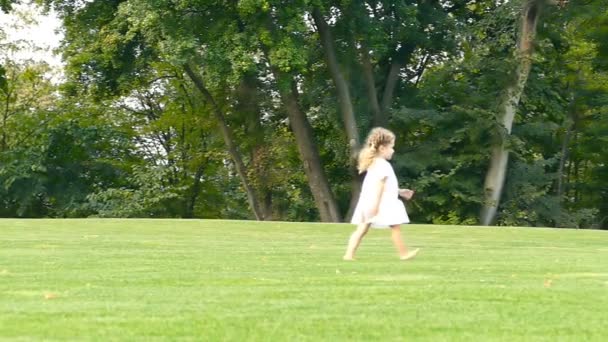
44;292;58;300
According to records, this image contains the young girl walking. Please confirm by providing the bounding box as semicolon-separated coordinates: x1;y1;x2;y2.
344;127;419;261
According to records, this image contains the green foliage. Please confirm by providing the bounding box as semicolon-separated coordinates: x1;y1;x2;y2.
0;65;6;92
389;104;491;225
0;119;136;217
382;0;608;229
499;159;559;227
0;0;605;227
0;0;16;13
86;166;185;218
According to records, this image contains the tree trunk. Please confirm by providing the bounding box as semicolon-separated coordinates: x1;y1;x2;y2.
1;86;12;152
183;62;265;220
557;71;582;203
312;8;359;153
1;108;7;152
413;54;430;88
268;67;342;222
573;158;580;202
283;79;342;222
254;14;341;222
237;74;273;220
359;43;384;127
565;130;577;200
185;162;205;218
312;7;361;221
480;1;542;225
557;114;576;199
380;45;414;116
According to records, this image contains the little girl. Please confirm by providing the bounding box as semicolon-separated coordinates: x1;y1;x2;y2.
343;127;419;261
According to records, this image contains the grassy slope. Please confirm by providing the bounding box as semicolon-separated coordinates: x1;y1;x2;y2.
0;219;607;341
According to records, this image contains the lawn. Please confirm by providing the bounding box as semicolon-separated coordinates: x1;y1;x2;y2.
1;219;607;341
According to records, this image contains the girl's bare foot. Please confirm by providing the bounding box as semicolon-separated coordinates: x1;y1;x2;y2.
343;255;355;261
400;248;420;261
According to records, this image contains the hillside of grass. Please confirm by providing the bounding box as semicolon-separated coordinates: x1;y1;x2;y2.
1;219;607;341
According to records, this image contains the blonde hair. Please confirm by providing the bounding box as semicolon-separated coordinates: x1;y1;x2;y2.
357;127;395;173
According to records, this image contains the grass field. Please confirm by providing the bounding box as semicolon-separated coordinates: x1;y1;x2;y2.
1;219;607;341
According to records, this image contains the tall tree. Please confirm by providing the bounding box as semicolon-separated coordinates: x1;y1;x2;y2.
44;0;268;219
183;63;265;220
311;6;362;219
237;0;343;221
480;0;547;225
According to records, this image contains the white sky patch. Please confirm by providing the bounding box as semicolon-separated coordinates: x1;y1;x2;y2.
0;1;64;81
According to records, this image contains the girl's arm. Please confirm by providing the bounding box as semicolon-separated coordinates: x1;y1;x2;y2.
399;188;415;200
366;177;387;221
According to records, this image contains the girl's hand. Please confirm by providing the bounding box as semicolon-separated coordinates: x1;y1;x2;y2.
399;189;415;200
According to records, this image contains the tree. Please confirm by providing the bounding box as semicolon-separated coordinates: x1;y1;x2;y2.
480;0;549;225
0;0;17;13
43;0;270;219
237;0;343;221
0;94;138;217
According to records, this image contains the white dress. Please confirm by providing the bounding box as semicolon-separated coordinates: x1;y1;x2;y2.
350;158;410;228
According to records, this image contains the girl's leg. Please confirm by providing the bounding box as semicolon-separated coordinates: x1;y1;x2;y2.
390;225;419;260
390;225;407;257
343;223;371;260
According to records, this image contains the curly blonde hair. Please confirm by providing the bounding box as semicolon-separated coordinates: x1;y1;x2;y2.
357;127;395;173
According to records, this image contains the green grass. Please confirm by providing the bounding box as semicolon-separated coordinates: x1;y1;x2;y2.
1;219;607;341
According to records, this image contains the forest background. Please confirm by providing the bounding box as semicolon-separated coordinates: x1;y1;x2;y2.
1;0;607;229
